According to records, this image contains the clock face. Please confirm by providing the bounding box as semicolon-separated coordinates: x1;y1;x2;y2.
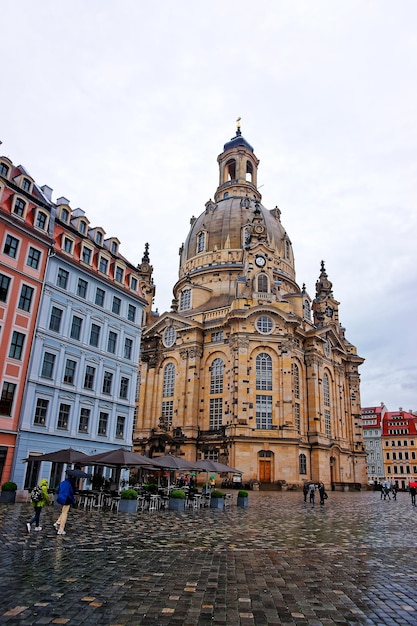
255;255;266;267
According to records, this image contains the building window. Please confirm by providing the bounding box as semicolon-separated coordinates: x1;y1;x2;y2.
161;401;173;428
130;276;138;291
3;234;19;258
163;326;176;347
303;299;311;320
0;162;9;177
63;237;73;253
35;211;48;230
197;231;206;253
115;266;124;282
256;316;273;334
22;177;31;191
13;198;26;217
211;331;224;342
77;278;88;298
84;365;96;390
102;371;113;394
78;408;90;432
295;402;300;432
107;331;117;354
41;352;56;378
111;241;118;255
96;232;103;245
293;363;300;399
0;382;16;416
112;296;121;315
34;398;48;425
119;376;129;399
18;284;34;312
63;359;77;384
0;274;11;302
124;337;133;360
89;323;101;347
24;459;41;491
49;306;63;332
210;358;224;394
98;412;108;435
209;397;223;429
27;247;41;269
257;274;268;293
116;416;125;438
95;287;105;307
9;331;26;360
299;453;307;474
99;257;109;274
81;247;92;264
60;208;69;223
163;363;175;397
128;304;136;322
256;353;272;391
70;315;83;340
324;409;331;438
57;268;69;289
323;373;330;406
57;403;70;429
179;289;191;311
256;395;272;429
79;221;87;235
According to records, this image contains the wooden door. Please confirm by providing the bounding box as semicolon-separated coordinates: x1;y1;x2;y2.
259;460;271;483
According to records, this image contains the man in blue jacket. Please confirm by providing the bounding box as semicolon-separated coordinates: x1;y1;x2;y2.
54;474;76;535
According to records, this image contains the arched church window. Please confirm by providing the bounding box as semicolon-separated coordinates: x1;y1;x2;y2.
179;289;191;311
256;353;272;391
246;161;253;183
163;326;176;347
257;274;268;293
225;158;236;181
293;363;300;399
163;363;175;397
323;373;330;406
299;453;307;474
210;358;224;394
303;299;311;320
285;239;290;259
323;372;331;438
197;231;206;254
259;450;272;458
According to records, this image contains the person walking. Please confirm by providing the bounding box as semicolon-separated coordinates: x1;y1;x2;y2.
303;483;309;503
26;478;50;532
318;481;327;506
308;482;316;505
54;474;76;535
410;484;416;506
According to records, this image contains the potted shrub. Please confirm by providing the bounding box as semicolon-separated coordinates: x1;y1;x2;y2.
210;489;225;509
237;489;249;507
118;488;138;513
0;481;18;504
168;488;186;511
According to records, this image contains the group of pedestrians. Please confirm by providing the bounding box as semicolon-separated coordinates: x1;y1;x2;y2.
303;481;328;506
26;472;76;535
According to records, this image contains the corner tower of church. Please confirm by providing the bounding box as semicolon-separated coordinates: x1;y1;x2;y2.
134;125;367;490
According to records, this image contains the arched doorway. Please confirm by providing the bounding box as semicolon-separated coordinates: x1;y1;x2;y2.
258;450;273;483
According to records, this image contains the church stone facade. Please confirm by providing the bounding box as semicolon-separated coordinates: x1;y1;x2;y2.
133;126;367;490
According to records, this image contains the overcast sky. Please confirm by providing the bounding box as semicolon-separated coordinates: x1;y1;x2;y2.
1;0;416;413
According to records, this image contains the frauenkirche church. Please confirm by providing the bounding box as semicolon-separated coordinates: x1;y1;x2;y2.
133;124;367;490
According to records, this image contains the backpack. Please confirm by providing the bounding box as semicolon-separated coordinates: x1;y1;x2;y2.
30;485;43;503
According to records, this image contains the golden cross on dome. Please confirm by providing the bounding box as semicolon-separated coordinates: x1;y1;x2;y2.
236;116;241;130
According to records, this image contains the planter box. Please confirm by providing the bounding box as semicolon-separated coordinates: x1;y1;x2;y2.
169;498;186;512
237;496;248;507
0;491;16;504
118;498;138;514
210;497;224;509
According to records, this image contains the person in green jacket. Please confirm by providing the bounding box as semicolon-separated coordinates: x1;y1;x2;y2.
27;478;50;532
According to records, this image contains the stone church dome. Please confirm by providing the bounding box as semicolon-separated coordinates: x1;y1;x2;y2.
175;125;298;310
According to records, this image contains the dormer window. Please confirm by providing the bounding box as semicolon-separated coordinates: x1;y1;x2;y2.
13;197;26;218
35;210;48;230
99;256;109;274
111;241;118;255
197;231;206;253
63;236;74;254
115;265;124;283
79;221;87;235
60;208;69;223
22;178;31;192
130;276;138;291
0;162;9;177
81;246;93;265
96;231;103;245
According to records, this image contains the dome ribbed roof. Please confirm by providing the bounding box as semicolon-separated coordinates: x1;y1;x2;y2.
223;129;254;153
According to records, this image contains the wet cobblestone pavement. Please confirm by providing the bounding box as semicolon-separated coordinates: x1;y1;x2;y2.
1;490;416;625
